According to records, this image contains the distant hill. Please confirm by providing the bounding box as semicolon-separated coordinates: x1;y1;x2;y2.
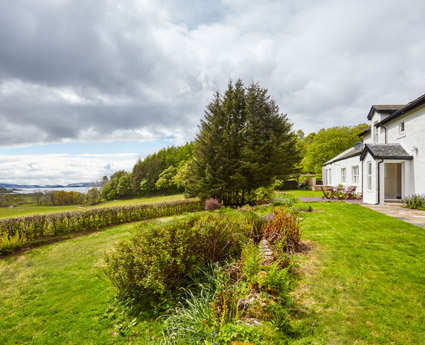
0;182;99;189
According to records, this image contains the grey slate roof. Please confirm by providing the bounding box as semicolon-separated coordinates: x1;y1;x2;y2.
323;147;362;166
367;105;405;120
360;143;413;161
357;127;371;137
378;93;425;126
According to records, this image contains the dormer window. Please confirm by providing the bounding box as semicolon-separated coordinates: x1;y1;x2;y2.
399;121;405;134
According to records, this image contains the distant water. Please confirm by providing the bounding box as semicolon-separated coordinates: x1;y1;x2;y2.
12;187;99;194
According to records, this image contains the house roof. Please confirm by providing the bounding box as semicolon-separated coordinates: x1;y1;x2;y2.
322;147;362;166
357;127;371;138
360;143;413;161
377;93;425;126
367;105;405;120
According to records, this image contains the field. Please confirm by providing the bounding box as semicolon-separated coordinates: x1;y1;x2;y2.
1;195;424;344
0;194;185;219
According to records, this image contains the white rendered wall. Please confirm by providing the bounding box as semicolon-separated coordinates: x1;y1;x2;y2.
362;151;378;204
384;104;425;196
322;155;362;192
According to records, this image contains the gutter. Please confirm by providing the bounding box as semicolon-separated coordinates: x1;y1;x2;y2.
377;159;384;204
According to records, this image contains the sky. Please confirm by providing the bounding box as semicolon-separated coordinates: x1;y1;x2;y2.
1;0;425;185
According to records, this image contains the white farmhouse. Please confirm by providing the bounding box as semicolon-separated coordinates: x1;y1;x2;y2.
322;93;425;204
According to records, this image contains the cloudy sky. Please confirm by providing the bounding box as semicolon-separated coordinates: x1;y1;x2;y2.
1;0;425;185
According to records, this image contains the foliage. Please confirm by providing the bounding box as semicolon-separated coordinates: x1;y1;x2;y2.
241;241;262;288
101;171;130;200
403;194;425;210
130;143;194;197
271;194;298;207
262;208;302;255
85;188;101;205
251;187;273;205
0;199;202;253
162;272;217;343
302;123;369;176
187;80;300;205
102;213;252;309
205;198;223;211
103;297;138;337
0;231;27;255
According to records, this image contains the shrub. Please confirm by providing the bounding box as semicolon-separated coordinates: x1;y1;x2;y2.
205;198;223;211
404;194;425;210
102;213;251;309
0;199;203;253
0;231;27;255
271;194;298;207
262;208;302;255
252;187;273;205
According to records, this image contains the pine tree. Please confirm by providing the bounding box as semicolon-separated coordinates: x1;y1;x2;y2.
188;80;300;205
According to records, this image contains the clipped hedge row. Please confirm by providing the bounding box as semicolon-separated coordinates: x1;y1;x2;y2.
0;199;203;251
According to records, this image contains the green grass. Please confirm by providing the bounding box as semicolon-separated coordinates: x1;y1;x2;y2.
0;194;185;219
280;189;323;197
0;221;165;345
1;201;424;344
290;202;425;344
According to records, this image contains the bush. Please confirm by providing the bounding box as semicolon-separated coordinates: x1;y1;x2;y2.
404;194;425;210
262;208;302;255
0;232;27;255
252;187;273;205
205;198;223;211
0;199;203;254
271;194;298;207
102;213;252;309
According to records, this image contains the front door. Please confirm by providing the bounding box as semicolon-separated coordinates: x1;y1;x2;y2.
384;163;402;200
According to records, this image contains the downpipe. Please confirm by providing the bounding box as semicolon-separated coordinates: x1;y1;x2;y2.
377;159;384;204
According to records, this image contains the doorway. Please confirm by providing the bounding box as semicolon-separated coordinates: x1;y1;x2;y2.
384;163;402;201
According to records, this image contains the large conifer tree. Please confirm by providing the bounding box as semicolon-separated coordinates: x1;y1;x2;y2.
188;80;300;205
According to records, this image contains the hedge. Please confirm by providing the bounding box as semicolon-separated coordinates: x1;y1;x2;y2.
0;199;203;254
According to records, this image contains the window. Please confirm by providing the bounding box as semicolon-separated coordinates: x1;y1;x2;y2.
352;166;359;184
367;162;372;191
341;168;346;183
373;121;378;143
399;121;405;134
327;168;332;185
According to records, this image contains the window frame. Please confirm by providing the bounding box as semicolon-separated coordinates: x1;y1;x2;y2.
341;168;346;184
367;162;372;191
399;121;405;134
352;166;359;184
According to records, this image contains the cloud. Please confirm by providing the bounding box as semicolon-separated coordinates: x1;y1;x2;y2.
0;0;425;150
0;153;138;185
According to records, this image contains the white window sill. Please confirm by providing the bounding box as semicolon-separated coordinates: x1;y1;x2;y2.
397;133;406;139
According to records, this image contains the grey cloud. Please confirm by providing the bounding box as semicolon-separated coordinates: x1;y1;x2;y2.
1;0;425;147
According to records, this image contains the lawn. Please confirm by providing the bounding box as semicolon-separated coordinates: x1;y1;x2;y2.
283;189;323;198
0;221;162;345
290;202;425;344
0;194;185;219
1;201;424;344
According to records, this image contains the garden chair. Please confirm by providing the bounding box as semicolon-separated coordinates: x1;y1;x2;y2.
343;186;357;199
321;186;335;199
